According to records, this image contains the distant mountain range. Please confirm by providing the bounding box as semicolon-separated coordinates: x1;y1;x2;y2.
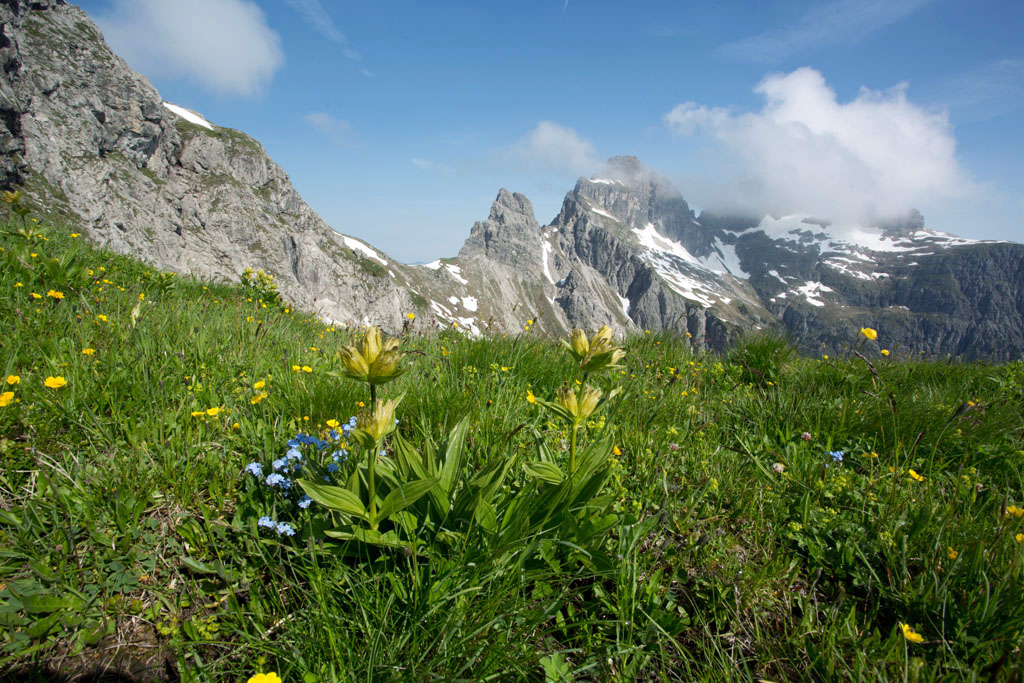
2;0;1022;359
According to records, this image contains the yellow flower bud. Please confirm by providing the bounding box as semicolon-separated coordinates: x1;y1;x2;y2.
357;397;401;441
555;385;578;417
340;327;404;385
576;385;602;419
568;329;589;357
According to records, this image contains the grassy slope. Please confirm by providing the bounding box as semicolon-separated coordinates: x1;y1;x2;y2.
0;221;1022;681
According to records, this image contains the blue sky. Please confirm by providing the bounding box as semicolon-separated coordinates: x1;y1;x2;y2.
77;0;1023;263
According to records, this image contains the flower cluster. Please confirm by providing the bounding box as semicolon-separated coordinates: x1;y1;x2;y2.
244;419;358;536
257;516;296;537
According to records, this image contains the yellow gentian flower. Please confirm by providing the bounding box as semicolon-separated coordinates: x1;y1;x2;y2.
339;326;404;385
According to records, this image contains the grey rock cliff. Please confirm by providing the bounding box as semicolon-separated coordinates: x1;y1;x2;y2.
0;0;419;329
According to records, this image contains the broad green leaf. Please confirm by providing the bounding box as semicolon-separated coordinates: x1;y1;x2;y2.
325;527;411;550
21;594;83;614
523;461;564;484
349;429;377;452
572;434;614;486
376;478;439;521
393;433;429;481
180;557;217;575
298;479;369;521
474;499;497;532
437;415;471;499
533;396;575;423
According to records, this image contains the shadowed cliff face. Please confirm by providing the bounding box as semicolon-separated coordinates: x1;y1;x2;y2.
1;1;1021;358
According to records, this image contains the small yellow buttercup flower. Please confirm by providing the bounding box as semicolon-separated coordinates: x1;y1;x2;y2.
947;547;958;560
6;375;20;385
908;469;924;482
292;365;301;372
30;292;42;299
44;376;67;389
1005;505;1024;518
0;391;14;407
253;380;266;390
1016;533;1024;544
206;407;221;417
526;390;536;404
900;623;923;644
81;348;96;355
406;312;415;320
46;290;64;300
96;314;108;322
250;393;268;405
612;446;622;456
881;349;890;356
247;673;282;683
860;327;878;340
301;365;312;373
326;419;340;428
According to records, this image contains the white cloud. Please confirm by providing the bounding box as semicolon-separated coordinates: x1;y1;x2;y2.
664;67;972;223
504;121;601;175
92;0;283;97
305;112;356;146
720;0;932;62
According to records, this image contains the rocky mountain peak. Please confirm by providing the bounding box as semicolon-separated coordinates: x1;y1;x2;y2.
458;188;542;264
488;188;536;225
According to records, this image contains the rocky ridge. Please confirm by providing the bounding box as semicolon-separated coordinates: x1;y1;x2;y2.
1;0;1022;359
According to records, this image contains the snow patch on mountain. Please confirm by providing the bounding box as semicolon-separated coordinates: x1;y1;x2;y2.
633;223;700;265
541;239;556;285
445;263;468;285
163;102;214;130
342;236;387;265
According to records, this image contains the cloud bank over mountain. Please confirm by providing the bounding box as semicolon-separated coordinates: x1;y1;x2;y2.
665;67;970;224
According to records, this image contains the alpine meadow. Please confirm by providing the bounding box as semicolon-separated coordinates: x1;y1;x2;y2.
2;0;1024;681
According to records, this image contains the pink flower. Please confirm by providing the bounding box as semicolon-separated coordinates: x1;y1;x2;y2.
801;432;812;441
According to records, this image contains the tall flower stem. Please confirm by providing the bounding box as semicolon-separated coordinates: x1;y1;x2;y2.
368;435;379;529
569;421;579;476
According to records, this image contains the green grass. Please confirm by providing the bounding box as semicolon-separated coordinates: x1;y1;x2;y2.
1;220;1023;681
